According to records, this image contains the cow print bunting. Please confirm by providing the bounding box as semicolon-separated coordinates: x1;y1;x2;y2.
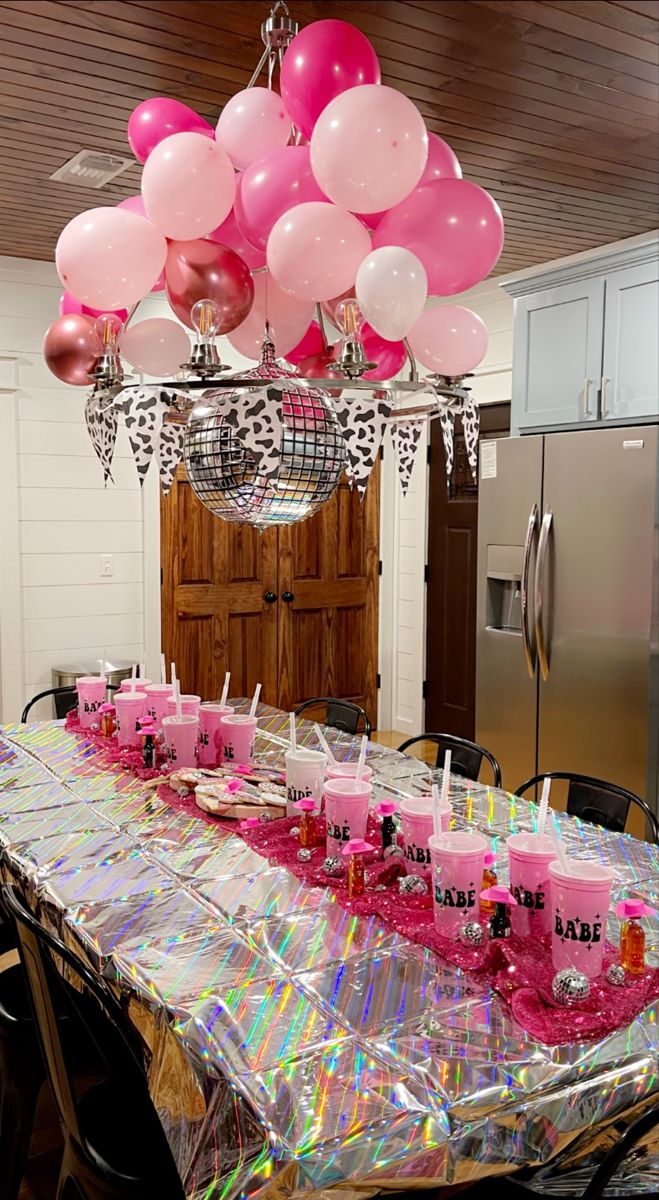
461;396;480;481
84;393;117;483
438;405;454;483
393;421;424;495
122;387;169;485
158;422;186;496
332;394;391;497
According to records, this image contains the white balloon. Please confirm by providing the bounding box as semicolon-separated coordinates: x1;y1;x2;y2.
355;246;427;342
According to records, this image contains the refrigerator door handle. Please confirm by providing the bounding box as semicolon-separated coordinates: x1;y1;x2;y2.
521;503;539;678
535;509;553;682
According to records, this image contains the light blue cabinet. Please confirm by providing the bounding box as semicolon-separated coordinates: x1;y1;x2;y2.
504;235;659;433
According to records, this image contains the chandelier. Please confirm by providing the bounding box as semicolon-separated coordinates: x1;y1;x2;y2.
43;2;504;521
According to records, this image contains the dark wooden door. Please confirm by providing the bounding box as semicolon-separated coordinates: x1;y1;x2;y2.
425;403;510;739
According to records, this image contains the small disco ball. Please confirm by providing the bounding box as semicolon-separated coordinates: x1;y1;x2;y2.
184;339;346;528
459;921;485;947
551;967;591;1005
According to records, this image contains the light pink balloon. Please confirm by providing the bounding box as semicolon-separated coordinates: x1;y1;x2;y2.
120;317;190;376
374;178;504;295
56;207;167;311
355;246;427;342
227;271;314;359
234;145;328;254
408;305;488;376
58;291;128;323
267;201;371;302
142;132;235;240
207;209;266;270
310;85;428;214
117;194;147;218
216;87;291;171
419;131;462;186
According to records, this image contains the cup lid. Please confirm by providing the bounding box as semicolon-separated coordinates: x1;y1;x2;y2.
429;830;487;854
115;690;147;701
77;675;107;685
324;777;372;796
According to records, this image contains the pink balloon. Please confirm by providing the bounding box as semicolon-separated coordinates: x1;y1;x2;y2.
407;305;488;376
285;320;325;366
280;19;380;139
267;202;371;302
216;87;291;171
117;194;147;218
56;207;167;311
43;314;99;386
207;209;266;270
227;272;314;359
120;317;190;376
374;178;504;295
234;146;328;254
310;85;428;214
142;132;235;240
297;352;342;397
127;97;214;164
331;322;406;380
419;131;462;186
151;269;166;293
58;291;128;323
165;239;254;332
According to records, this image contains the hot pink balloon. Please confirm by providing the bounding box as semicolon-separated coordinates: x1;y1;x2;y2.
120;317;191;376
207;209;266;270
267;201;371;302
227;272;314;359
285;320;325;366
117;194;147;218
280;19;380;139
234;145;328;254
297;352;342;397
215;87;291;171
374;178;504;295
331;322;406;381
408;305;488;376
56;207;167;311
58;291;128;323
418;131;462;187
142;132;235;240
165;239;254;332
127;97;214;163
43;314;99;386
310;85;428;214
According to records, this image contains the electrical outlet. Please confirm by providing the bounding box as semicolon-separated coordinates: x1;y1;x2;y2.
100;554;114;578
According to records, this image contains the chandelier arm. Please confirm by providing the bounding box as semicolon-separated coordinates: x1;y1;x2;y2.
247;43;272;89
315;303;331;354
402;337;418;383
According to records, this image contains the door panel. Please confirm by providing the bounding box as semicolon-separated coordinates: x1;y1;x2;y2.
602;263;659;420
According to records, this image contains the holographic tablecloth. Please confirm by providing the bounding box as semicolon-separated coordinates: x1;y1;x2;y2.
0;706;657;1199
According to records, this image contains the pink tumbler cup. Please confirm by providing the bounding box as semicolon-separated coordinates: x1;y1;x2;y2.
76;676;107;730
219;714;257;765
144;684;173;732
119;677;152;691
429;831;488;940
549;859;614;979
162;714;199;769
285;748;327;816
166;694;201;718
400;796;450;876
508;832;556;937
114;691;148;749
198;703;234;767
326;762;373;784
324;777;372;857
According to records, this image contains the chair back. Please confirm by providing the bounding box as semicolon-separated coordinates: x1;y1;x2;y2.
21;683;119;723
397;733;502;787
295;697;372;737
514;772;658;843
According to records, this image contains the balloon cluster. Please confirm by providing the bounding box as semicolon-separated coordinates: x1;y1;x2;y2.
44;17;503;387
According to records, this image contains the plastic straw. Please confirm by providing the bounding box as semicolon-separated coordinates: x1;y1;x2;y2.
314;723;337;765
220;671;231;707
289;711;296;752
171;663;177;698
537;776;551;835
249;682;261;719
101;648;107;679
440;750;452;807
140;662;146;682
130;663;137;694
431;782;442;840
160;654;167;686
551;825;572;875
355;735;367;784
175;678;182;720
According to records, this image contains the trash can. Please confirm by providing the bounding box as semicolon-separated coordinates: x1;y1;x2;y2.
51;659;135;719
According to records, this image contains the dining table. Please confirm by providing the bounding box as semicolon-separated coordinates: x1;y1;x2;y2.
0;702;657;1199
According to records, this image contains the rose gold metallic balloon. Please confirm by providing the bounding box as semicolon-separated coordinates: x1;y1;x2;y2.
164;238;254;332
43;313;100;386
297;352;342;397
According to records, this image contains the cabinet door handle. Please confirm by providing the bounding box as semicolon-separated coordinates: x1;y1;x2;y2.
281;591;295;603
583;378;592;418
263;591;277;604
601;375;609;419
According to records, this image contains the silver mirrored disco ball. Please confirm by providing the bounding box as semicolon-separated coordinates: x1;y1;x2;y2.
184;341;347;528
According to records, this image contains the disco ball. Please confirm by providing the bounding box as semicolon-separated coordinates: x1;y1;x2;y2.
184;339;347;528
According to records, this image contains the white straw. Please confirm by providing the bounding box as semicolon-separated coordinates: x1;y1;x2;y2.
160;653;167;686
440;750;452;807
355;735;367;784
101;648;107;679
249;682;262;719
431;782;442;840
171;663;177;697
220;671;231;708
314;723;337;765
289;711;297;752
537;776;551;835
551;825;572;875
140;661;146;682
175;678;182;720
130;663;137;695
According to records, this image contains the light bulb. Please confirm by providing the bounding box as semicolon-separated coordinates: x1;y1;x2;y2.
191;298;221;343
335;298;364;339
94;311;123;351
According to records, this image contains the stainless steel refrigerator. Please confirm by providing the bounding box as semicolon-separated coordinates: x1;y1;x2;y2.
475;425;659;813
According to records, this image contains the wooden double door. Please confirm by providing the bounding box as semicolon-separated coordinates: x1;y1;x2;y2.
161;464;379;719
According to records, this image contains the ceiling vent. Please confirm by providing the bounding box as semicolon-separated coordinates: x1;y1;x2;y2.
49;150;134;188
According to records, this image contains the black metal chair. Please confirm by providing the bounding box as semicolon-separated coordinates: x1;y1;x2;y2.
397;732;502;788
295;697;372;738
21;683;119;724
2;885;185;1200
515;772;658;844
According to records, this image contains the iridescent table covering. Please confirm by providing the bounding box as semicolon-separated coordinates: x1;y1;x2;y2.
0;706;657;1199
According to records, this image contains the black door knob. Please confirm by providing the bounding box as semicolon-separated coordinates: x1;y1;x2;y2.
263;591;277;603
281;591;295;603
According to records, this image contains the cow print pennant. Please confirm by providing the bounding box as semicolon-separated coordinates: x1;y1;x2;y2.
158;422;186;496
84;393;117;483
438;405;454;484
222;387;283;483
461;396;480;481
332;394;391;497
393;421;424;495
122;387;169;486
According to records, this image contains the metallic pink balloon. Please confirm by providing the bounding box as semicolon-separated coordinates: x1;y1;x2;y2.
418;131;462;186
127;97;214;163
280;19;380;138
58;291;128;323
234;146;328;254
165;238;254;332
207;209;266;270
297;351;342;397
284;320;325;366
43;314;100;386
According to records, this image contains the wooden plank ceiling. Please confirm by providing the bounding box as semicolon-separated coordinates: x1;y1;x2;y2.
1;0;658;275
